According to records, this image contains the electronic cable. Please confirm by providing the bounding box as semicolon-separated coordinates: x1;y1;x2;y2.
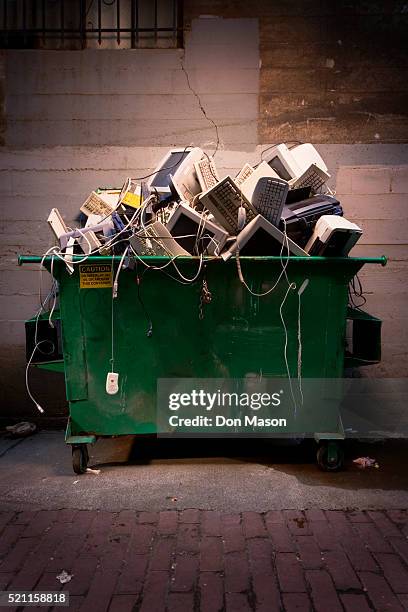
25;341;46;414
25;282;59;414
134;259;153;337
235;221;291;297
279;282;298;415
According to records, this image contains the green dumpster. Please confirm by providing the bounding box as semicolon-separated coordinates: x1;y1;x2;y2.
19;254;386;472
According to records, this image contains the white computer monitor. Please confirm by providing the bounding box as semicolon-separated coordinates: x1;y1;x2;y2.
290;143;329;174
166;203;228;255
147;147;203;199
222;215;309;260
264;143;329;184
263;144;300;182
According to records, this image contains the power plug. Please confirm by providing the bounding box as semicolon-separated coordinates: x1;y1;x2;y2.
106;372;119;395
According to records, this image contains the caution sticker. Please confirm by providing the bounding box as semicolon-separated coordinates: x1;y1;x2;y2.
121;189;142;208
79;263;113;289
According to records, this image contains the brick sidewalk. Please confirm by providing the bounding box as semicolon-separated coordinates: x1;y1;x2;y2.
0;509;407;611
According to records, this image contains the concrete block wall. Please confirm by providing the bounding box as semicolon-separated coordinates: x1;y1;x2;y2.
5;18;259;148
0;17;260;423
1;5;407;423
337;164;408;377
185;0;408;143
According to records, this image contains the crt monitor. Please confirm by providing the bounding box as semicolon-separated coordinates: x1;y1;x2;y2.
166;203;228;255
147;147;203;198
264;143;329;184
222;215;308;260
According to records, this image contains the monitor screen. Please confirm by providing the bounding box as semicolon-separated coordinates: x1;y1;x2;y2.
268;156;293;181
240;227;285;256
170;215;215;254
151;151;190;188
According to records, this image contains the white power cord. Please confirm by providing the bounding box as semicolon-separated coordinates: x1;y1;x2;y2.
25;342;46;413
297;279;309;408
279;282;298;415
25;284;58;414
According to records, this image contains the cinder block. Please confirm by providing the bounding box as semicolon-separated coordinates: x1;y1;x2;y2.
350;167;392;194
0;321;26;345
352;219;406;245
352;243;408;261
391;166;408;194
8;92;257;122
6;49;182;95
3;169;137;196
6;119;258;148
335;167;352;195
0;294;38;321
0;269;52;296
171;67;259;95
184;43;259;70
340;194;408;221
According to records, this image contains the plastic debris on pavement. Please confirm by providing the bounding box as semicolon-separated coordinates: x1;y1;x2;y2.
352;456;379;469
5;422;37;437
56;570;73;584
86;467;101;475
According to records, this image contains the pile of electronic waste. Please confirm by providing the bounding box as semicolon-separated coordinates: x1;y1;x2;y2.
47;143;363;265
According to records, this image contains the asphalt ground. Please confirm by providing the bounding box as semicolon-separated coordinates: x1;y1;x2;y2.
0;432;407;513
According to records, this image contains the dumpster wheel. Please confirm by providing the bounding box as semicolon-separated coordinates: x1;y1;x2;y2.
317;441;344;472
72;444;89;475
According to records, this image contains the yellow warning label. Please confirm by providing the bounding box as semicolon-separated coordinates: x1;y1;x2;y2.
122;191;142;208
79;264;113;289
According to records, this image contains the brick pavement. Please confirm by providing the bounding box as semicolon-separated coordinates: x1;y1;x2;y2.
0;509;407;611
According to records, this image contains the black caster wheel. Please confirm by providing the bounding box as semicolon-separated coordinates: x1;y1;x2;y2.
72;444;88;475
317;441;344;472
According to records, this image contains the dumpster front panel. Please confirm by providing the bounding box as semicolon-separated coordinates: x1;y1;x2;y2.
55;257;363;437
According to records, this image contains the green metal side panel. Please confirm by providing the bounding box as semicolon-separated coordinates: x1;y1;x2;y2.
36;361;64;373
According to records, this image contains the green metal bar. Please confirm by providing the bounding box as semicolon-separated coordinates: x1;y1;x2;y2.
18;255;388;266
65;420;96;445
36;361;65;373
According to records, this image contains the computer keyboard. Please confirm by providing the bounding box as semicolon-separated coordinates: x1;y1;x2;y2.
252;177;289;226
194;156;220;191
130;221;189;257
198;176;257;235
80;191;116;217
291;164;330;193
235;163;254;187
